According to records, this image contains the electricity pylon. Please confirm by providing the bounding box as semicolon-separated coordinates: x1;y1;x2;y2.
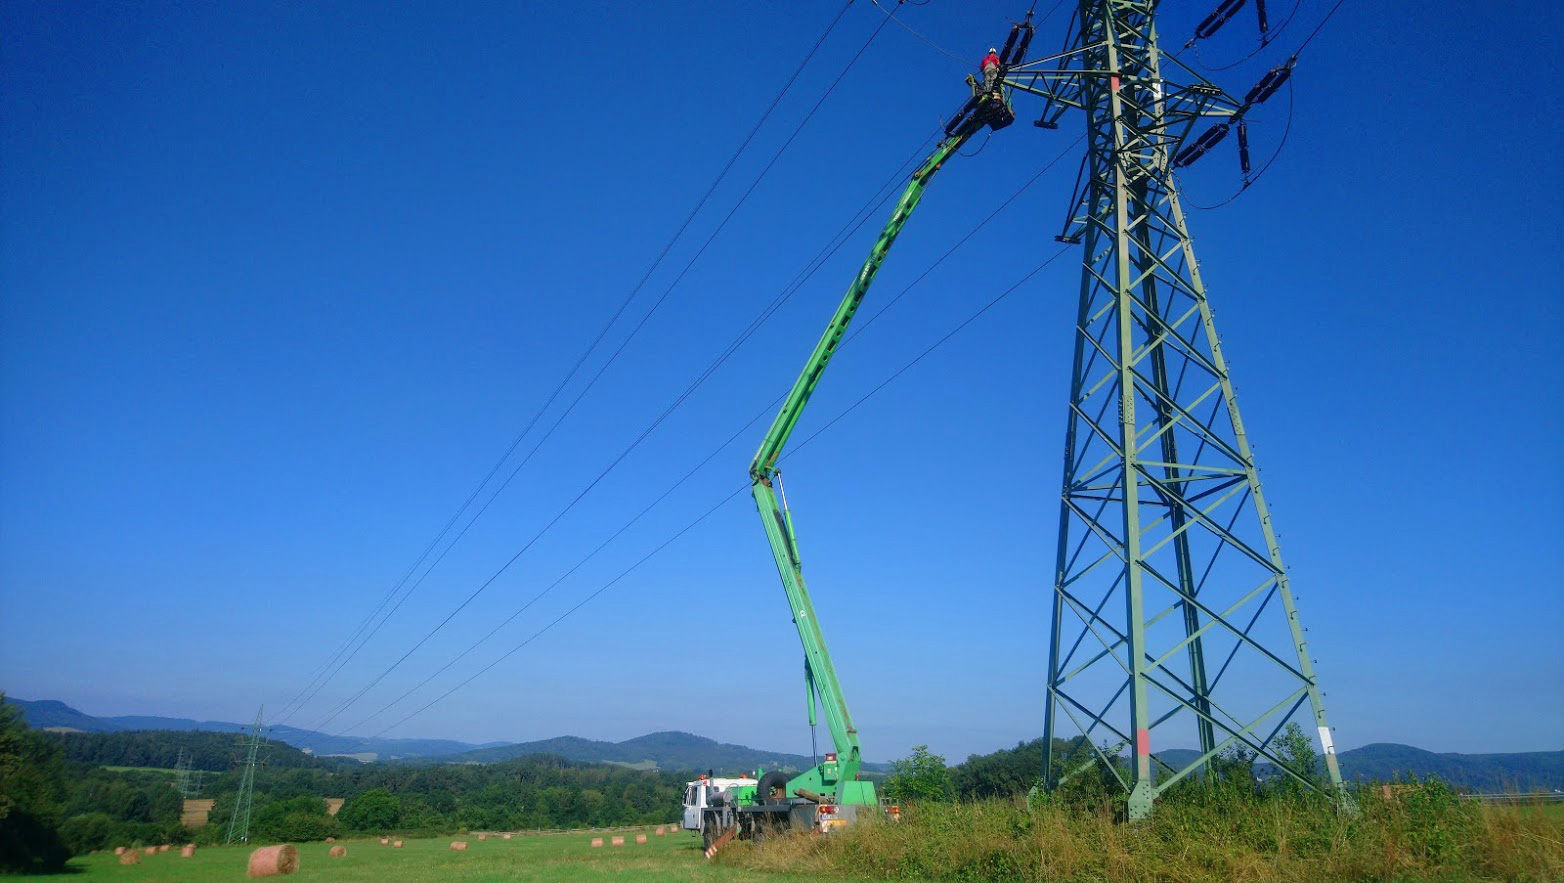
225;707;265;844
173;747;203;798
1000;2;1346;818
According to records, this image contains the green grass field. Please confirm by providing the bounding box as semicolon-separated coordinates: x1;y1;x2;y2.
18;828;810;882
17;795;1562;881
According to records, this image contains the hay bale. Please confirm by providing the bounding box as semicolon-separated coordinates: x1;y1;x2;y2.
656;827;666;836
181;845;196;858
329;846;346;858
247;843;300;877
635;833;647;844
502;833;511;840
450;841;468;851
379;837;389;845
477;833;486;841
590;837;603;848
392;840;403;848
119;850;141;865
114;846;126;855
610;835;624;847
144;846;157;856
325;836;335;843
159;844;171;852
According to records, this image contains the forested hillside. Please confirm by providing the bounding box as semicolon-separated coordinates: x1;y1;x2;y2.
49;729;326;771
0;696;686;867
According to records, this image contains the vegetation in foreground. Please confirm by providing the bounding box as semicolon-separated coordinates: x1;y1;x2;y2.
720;786;1563;882
794;737;1563;881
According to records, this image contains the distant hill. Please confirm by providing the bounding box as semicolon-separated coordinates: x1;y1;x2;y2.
6;697;501;761
11;698;112;732
952;737;1564;799
420;730;889;773
1159;743;1563;792
1335;743;1563;792
5;697;883;772
46;728;326;771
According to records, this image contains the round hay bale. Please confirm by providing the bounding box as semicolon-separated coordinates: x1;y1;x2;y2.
635;833;647;844
329;846;346;858
477;833;486;840
114;846;126;856
450;841;468;851
502;833;511;840
119;850;141;865
180;845;196;858
159;844;171;852
610;835;624;847
144;846;157;856
325;837;335;843
590;837;603;848
392;840;403;848
379;837;389;845
655;827;666;836
247;843;300;877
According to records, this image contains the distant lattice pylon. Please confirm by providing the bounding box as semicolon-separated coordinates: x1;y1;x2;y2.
225;707;265;844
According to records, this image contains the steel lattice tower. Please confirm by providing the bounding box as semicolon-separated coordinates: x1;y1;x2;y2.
173;747;203;799
225;707;264;844
999;2;1346;819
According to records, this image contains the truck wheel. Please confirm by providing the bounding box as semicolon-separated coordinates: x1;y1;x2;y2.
757;770;790;803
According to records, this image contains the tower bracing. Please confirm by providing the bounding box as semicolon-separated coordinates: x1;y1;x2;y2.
998;2;1347;818
174;747;203;799
225;707;264;844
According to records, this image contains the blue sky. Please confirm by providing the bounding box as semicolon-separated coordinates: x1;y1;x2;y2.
2;1;1560;764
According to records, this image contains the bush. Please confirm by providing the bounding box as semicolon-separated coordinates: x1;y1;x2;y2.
252;795;339;843
0;810;71;873
338;787;400;833
885;745;954;803
57;812;119;854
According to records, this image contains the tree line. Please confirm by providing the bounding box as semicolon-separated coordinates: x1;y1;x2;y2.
0;696;687;871
49;728;326;772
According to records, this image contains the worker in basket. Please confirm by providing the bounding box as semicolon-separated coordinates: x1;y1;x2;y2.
981;46;1002;92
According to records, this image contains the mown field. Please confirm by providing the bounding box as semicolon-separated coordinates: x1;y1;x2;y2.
13;827;803;882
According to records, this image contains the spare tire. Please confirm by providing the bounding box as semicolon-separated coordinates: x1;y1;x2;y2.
757;770;791;804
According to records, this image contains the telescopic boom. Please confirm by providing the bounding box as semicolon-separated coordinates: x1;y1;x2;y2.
747;86;1014;803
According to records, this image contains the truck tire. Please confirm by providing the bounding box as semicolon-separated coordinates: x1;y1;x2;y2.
757;770;790;803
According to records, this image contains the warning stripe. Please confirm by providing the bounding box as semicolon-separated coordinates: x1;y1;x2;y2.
703;826;737;859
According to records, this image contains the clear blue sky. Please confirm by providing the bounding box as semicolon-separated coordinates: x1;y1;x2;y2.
2;1;1560;763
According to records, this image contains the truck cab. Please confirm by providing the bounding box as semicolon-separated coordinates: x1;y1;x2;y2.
681;774;757;835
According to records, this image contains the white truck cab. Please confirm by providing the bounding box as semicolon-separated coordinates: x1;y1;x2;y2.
680;774;757;833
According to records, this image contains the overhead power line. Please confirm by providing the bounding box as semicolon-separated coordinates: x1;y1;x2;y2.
272;0;864;726
303;10;901;733
331;139;1083;734
1295;0;1348;55
370;246;1073;738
